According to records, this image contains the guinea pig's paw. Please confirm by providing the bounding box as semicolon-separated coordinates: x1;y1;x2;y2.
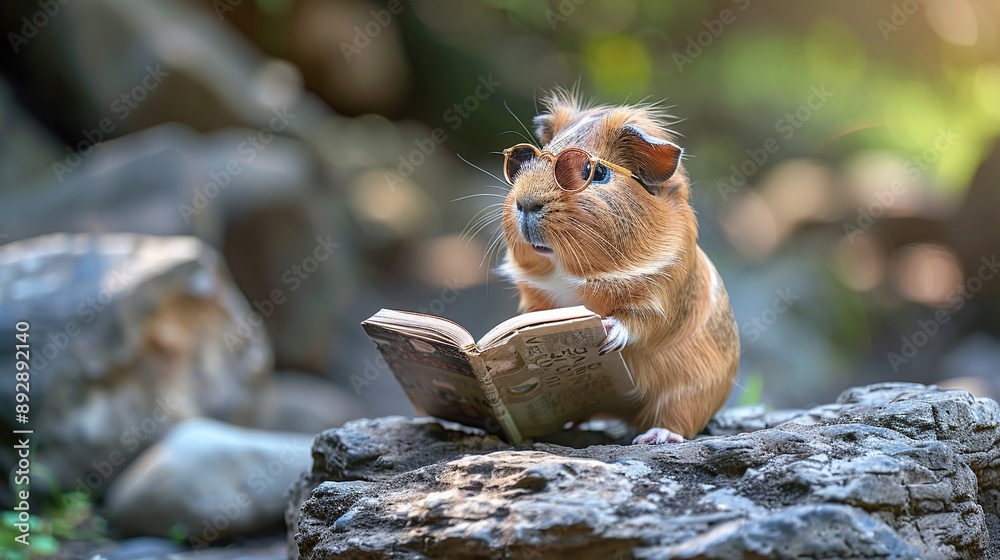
633;428;686;445
599;317;630;355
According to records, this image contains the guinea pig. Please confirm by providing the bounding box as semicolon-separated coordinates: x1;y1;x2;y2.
497;89;739;444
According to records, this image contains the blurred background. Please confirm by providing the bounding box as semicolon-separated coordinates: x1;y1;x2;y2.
1;0;999;557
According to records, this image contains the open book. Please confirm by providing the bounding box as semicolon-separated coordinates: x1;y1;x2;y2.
361;306;636;444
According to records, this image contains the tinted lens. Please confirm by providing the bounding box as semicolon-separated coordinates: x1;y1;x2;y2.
504;146;538;184
553;148;594;192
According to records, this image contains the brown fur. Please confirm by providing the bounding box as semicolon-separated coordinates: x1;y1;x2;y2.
498;90;740;439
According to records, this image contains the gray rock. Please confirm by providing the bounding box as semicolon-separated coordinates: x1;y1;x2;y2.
0;120;353;373
0;233;272;499
648;504;920;559
284;417;511;559
87;536;184;560
81;536;287;560
106;419;313;543
0;0;367;374
0;123;311;248
288;383;1000;560
166;539;288;560
253;371;368;434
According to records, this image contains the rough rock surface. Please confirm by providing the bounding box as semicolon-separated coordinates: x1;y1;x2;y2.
0;233;272;498
289;383;1000;559
106;419;313;542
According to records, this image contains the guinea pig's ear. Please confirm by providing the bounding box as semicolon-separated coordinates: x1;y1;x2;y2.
533;114;557;145
533;109;579;146
618;124;684;187
533;90;582;145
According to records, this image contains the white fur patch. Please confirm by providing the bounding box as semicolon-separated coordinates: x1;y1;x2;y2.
702;251;721;309
498;247;679;309
548;116;597;148
585;253;677;282
498;259;586;307
599;317;630;354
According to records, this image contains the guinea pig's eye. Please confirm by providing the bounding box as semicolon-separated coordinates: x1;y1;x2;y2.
585;162;611;184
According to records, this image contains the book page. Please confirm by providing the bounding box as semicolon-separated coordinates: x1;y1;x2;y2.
478;306;595;349
361;320;493;431
477;314;637;438
363;308;475;348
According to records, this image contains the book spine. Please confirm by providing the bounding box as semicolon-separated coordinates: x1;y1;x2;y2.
467;352;524;444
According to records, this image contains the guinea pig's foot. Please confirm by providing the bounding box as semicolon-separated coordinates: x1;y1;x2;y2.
633;428;685;445
599;317;629;355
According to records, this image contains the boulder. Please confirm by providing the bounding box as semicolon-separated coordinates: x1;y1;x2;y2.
0;233;272;501
0;120;350;373
106;419;313;544
288;383;1000;559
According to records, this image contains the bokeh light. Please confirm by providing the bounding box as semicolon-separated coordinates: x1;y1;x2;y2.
890;243;964;307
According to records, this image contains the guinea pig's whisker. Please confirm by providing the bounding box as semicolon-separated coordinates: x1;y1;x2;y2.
456;154;508;187
480;226;506;270
461;204;502;232
568;216;627;264
566;218;640;302
478;225;506;294
499;129;536;146
462;213;502;246
451;193;506;202
468;202;503;222
555;228;588;278
504;100;538;148
469;203;503;231
574;205;632;263
460;204;503;245
467;215;502;244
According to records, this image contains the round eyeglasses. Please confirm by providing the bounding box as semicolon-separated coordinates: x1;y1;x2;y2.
502;143;647;193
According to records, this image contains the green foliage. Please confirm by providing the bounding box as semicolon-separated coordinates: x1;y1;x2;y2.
737;370;765;408
168;523;190;544
2;474;110;559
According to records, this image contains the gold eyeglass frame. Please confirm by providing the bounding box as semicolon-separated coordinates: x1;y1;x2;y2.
502;143;646;193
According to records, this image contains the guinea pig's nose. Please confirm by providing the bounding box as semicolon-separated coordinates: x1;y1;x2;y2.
515;197;546;246
515;198;544;216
